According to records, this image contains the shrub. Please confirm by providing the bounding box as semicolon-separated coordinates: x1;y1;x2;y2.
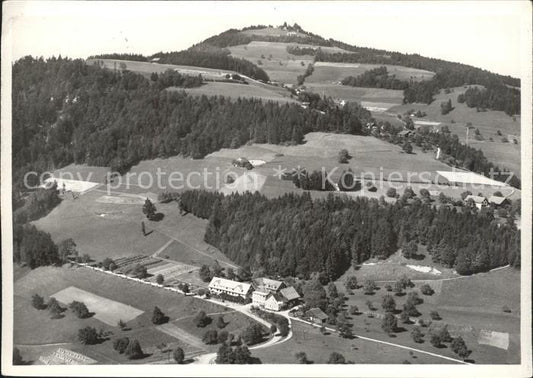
113;337;130;354
295;351;309;364
69;301;90;318
203;330;219;345
152;306;167;325
386;188;397;198
218;330;229;344
194;311;211;327
429;311;441;320
31;294;46;310
420;284;434;295
125;339;144;359
349;305;359;315
502;305;511;313
78;326;100;345
411;327;424;343
241;323;264;345
173;347;185;364
155;274;164;285
381;313;397;335
216;315;226;329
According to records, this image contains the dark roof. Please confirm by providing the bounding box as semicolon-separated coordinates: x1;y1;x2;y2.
306;308;328;320
280;286;300;301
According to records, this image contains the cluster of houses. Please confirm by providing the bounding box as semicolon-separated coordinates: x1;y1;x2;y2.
208;276;301;312
464;194;509;209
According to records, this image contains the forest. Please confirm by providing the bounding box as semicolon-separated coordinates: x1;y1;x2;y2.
457;85;521;115
12;56;370;188
179;190;520;281
341;66;410;90
151;47;270;82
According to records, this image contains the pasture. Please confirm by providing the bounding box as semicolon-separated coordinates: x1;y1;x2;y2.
176;81;297;103
253;321;454;364
229;41;313;84
387;86;521;176
332;266;520;364
88;59;235;81
305;83;403;106
14;265;257;364
307;62;435;84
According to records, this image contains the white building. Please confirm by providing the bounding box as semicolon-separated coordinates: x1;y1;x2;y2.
208;277;252;299
251;277;300;311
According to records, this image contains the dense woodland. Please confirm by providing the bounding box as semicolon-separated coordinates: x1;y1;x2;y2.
179;190;520;280
151;47;270;82
341;66;410;90
12;56;370;187
457;85;520;115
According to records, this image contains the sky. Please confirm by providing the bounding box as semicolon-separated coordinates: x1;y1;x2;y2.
3;1;529;77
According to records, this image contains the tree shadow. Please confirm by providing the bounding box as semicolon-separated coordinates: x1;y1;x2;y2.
143;230;154;236
395;326;408;333
151;213;165;222
464;358;475;364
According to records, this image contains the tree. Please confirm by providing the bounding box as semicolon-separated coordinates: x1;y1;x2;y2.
113;337;130;353
173;347;185;363
402;240;418;259
440;99;453;115
303;279;327;310
78;326;100;345
403;301;420;317
363;279;377;295
436;325;452;343
382;295;396;312
218;330;229;344
344;275;358;290
125;339;144;359
338;149;351;164
451;337;471;360
152;306;167;325
118;319;127;330
393;281;404;296
386;188;397;198
349;305;359;315
327;282;339;298
199;265;212;282
420;283;434;295
429;311;441;320
58;238;77;263
295;351;309;364
142;198;157;220
131;263;148;279
381;313;397;335
32;294;46;310
226;267;236;280
430;334;442;348
400;310;411;324
402;141;413;154
47;297;63;319
203;330;219;345
155;274;164;285
336;315;353;339
327;352;346;364
194;311;211;327
69;301;90;318
216;315;226;329
102;257;115;271
241;323;264;345
411;327;424;343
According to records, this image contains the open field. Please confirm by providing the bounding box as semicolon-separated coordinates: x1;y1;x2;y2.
253;321;454;364
387;86;521;176
307;62;435;84
32;178;236;267
52;164;110;184
331;266;520;364
52;286;144;326
175;81;297;103
87;59;236;81
305;83;403;110
229;41;313;84
14;266;257;364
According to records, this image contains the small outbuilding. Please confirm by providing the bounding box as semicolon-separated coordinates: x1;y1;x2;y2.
305;308;328;325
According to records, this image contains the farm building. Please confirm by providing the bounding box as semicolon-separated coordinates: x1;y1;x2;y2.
489;196;509;207
232;157;253;169
251;277;300;311
398;130;413;138
305;308;328;325
208;277;253;299
464;195;489;209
